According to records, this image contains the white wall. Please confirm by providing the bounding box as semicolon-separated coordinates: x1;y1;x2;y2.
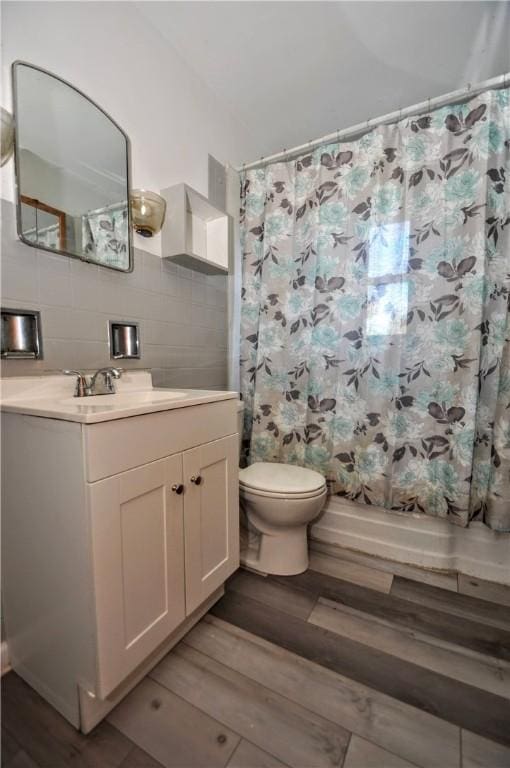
0;1;252;384
137;1;510;161
0;0;256;255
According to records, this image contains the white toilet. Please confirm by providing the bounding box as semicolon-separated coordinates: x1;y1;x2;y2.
237;402;327;575
239;462;327;575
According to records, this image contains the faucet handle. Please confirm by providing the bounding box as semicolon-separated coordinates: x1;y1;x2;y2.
62;369;89;397
93;366;123;379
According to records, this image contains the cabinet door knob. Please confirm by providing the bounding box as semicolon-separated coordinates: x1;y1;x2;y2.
172;483;184;495
190;475;202;485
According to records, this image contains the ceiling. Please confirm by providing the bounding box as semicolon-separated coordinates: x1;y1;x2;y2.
136;1;510;165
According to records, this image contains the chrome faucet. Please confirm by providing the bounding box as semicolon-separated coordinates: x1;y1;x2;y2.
63;367;123;397
90;367;123;395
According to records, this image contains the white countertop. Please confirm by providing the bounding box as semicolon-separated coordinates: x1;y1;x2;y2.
0;371;240;424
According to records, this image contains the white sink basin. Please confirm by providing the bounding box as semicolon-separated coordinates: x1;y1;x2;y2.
1;371;239;423
59;390;187;406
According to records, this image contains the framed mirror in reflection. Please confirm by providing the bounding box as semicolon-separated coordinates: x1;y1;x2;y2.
12;61;133;272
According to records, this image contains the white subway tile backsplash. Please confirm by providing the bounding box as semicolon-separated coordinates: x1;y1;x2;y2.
142;251;163;293
122;287;149;319
43;338;80;371
191;282;207;305
1;250;39;304
145;321;189;348
41;307;106;341
1;200;228;388
37;253;72;307
71;340;111;370
165;298;192;326
160;269;181;297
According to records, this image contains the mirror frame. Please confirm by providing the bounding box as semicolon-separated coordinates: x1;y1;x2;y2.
11;60;134;273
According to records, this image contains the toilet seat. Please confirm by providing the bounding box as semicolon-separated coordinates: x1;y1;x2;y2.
239;462;326;496
239;482;325;501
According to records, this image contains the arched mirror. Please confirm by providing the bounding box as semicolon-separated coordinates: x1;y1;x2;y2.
12;61;132;272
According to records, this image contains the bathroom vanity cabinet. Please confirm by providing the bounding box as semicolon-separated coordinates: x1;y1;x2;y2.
1;378;239;732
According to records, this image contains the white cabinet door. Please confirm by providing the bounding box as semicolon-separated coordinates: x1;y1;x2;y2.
89;454;185;697
183;435;239;614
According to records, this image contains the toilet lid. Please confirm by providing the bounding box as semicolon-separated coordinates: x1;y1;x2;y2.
239;462;326;495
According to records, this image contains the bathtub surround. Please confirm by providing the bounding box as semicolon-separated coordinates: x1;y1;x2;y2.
311;498;510;586
240;86;510;531
1;199;229;388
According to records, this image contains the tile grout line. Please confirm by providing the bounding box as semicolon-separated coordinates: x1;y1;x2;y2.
339;731;353;768
200;612;462;768
180;620;459;761
212;590;510;748
231;572;510;667
305;576;510;664
113;675;242;768
227;737;294;768
146;657;308;766
390;577;510;631
303;594;320;623
165;639;352;740
343;732;426;768
151;642;351;768
224;738;242;768
309;552;394;594
117;743;157;768
312;594;510;672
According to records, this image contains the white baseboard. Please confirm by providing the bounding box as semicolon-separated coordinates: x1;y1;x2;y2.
311;497;510;586
1;640;10;676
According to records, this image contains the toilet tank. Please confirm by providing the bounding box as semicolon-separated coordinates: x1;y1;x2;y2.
237;400;244;458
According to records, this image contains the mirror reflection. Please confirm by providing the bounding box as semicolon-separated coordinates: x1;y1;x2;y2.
13;62;132;271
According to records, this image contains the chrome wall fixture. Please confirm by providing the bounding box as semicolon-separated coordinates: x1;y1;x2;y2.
130;189;166;237
1;308;43;359
109;320;140;359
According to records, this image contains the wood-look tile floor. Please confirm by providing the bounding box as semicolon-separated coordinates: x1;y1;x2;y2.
3;549;510;768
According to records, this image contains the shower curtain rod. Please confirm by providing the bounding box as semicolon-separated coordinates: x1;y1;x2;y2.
236;71;510;172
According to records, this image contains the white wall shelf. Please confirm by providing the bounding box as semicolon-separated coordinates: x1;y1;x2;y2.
161;183;230;275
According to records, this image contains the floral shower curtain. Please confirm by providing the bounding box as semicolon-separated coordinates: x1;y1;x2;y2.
82;202;129;269
240;87;510;531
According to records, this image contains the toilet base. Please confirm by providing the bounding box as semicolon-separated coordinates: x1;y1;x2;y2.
242;524;309;576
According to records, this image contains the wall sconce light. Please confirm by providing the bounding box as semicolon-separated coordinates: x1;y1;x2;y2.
130;189;166;237
1;106;14;167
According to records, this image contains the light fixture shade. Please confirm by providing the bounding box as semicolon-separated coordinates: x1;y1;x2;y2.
130;189;166;237
1;106;14;167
